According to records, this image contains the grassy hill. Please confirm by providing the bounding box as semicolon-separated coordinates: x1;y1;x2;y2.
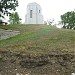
0;24;75;55
0;24;75;75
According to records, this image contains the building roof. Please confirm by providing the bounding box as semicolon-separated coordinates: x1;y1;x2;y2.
27;2;41;8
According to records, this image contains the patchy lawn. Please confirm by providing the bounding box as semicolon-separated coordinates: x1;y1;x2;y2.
0;24;75;55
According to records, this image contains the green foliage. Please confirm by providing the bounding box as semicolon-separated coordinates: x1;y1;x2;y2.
61;11;75;30
9;12;21;24
0;0;18;18
0;19;2;22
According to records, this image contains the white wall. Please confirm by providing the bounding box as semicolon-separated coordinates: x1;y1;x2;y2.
25;2;44;24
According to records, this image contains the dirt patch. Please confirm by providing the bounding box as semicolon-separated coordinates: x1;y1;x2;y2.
0;29;20;40
0;51;75;75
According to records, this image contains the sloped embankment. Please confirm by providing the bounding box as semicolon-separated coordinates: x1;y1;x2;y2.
0;29;20;40
0;51;75;75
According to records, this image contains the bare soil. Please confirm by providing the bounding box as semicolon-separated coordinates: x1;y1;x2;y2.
0;51;75;75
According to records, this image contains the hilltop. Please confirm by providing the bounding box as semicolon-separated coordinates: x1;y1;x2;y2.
0;24;75;75
0;24;75;54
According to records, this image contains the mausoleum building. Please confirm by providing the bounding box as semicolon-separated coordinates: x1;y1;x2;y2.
25;2;44;24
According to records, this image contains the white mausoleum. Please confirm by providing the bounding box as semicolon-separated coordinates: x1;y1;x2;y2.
25;2;44;24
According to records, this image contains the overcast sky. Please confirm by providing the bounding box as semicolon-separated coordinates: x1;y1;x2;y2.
15;0;75;23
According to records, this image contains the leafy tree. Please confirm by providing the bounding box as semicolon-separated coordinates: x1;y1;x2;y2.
0;0;18;18
47;19;54;25
61;11;75;30
0;19;2;22
9;12;21;24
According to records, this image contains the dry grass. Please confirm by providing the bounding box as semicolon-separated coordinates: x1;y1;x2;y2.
0;24;75;55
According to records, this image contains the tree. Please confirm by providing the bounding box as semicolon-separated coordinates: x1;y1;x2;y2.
0;0;18;18
61;11;75;30
9;12;21;24
0;19;2;23
47;19;54;25
44;21;47;25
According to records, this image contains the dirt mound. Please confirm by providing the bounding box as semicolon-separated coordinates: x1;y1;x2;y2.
0;51;75;75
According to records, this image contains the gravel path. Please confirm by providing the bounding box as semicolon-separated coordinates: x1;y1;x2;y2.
0;29;20;40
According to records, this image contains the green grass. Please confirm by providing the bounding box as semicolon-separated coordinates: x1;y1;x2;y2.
0;24;75;55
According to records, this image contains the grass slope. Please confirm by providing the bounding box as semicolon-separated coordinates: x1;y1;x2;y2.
0;24;75;55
